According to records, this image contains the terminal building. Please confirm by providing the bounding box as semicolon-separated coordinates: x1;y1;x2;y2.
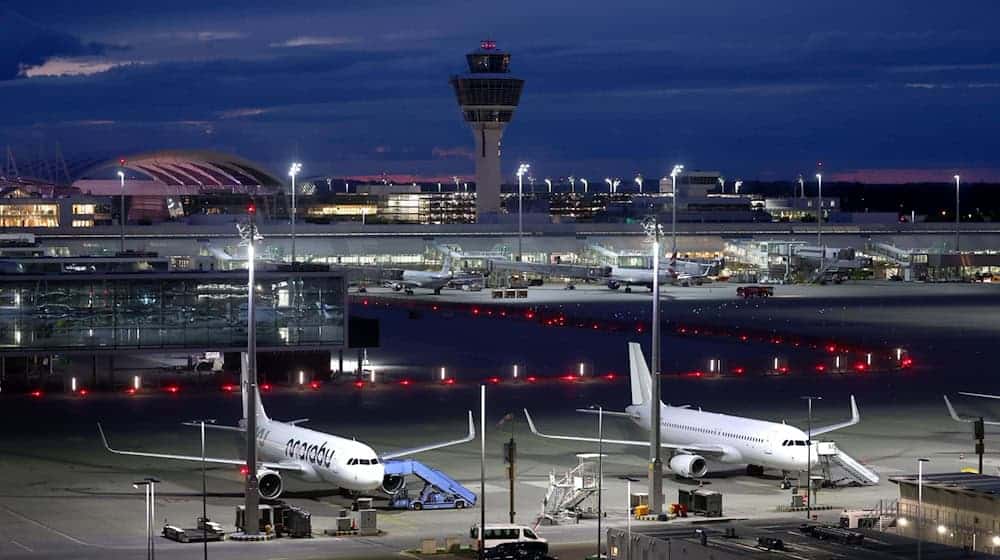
892;473;1000;555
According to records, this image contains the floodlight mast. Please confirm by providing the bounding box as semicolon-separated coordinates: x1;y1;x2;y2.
641;215;665;514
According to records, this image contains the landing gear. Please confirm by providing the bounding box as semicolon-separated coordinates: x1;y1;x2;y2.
746;464;765;477
624;286;632;293
433;287;442;295
404;288;414;295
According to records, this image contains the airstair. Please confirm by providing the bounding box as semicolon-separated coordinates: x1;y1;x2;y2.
383;459;477;510
538;455;600;524
816;441;879;485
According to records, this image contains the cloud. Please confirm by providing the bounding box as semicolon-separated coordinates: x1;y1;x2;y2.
19;57;136;78
0;7;124;81
432;146;474;159
161;31;248;42
217;107;271;119
269;36;355;48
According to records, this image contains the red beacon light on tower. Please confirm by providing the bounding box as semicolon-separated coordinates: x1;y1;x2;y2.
480;39;496;50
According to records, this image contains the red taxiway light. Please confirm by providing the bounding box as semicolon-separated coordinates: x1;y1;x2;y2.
687;371;704;378
126;387;137;395
488;376;501;384
604;373;617;381
826;344;837;353
362;299;369;306
30;390;43;398
309;381;321;390
561;375;577;382
778;367;789;374
900;357;914;368
525;311;535;320
353;380;365;389
472;308;480;316
526;376;538;383
732;367;745;375
815;364;827;372
222;384;237;393
636;325;644;333
592;324;599;330
432;305;439;311
165;385;180;394
77;389;89;396
500;311;507;317
398;379;412;386
739;335;749;342
441;378;456;385
239;465;249;476
260;383;273;392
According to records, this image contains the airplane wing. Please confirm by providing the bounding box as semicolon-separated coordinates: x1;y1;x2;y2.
574;409;635;418
944;395;1000;425
380;411;475;460
523;410;726;457
98;423;303;472
959;392;1000;400
181;421;244;432
810;395;860;436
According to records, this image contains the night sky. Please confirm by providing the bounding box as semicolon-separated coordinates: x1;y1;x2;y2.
2;1;999;183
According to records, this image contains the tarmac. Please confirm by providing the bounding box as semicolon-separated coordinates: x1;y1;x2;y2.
1;280;999;559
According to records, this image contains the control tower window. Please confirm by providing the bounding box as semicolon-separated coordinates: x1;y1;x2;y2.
467;54;510;73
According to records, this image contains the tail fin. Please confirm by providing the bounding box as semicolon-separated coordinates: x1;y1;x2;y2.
240;352;268;422
441;255;452;274
628;342;652;406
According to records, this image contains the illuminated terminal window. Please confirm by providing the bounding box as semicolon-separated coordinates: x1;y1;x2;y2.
71;219;95;228
72;204;97;215
0;203;59;227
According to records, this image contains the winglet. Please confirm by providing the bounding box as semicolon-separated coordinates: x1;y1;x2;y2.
97;422;113;452
850;395;859;423
959;392;1000;400
944;395;973;422
466;410;476;441
524;409;539;435
809;395;862;437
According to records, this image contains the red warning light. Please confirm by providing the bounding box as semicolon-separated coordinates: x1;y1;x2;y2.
78;389;89;396
442;378;455;385
247;202;256;214
778;367;789;374
525;311;535;320
472;308;480;316
30;390;43;398
526;376;538;383
240;465;249;476
432;305;439;311
165;385;180;394
826;344;837;353
488;376;501;385
399;379;411;386
815;364;827;372
353;380;365;389
126;387;137;395
222;384;236;393
900;357;913;368
260;383;272;392
604;373;616;381
853;363;867;372
362;299;369;306
561;375;577;382
732;367;745;375
119;158;127;166
309;381;321;390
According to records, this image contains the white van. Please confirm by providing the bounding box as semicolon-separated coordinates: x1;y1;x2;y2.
470;525;547;549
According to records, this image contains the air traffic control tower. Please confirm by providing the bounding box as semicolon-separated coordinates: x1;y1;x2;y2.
450;40;524;219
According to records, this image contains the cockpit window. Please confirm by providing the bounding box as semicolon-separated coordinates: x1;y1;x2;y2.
371;458;379;464
359;459;371;465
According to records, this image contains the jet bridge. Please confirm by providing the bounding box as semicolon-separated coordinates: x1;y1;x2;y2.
383;459;477;510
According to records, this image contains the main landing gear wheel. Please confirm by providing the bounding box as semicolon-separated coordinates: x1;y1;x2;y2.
412;502;423;511
625;286;632;293
455;501;466;509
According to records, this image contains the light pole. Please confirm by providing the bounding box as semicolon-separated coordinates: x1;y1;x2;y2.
734;180;743;194
569;176;576;193
193;419;216;560
580;178;589;194
544;178;552;193
642;216;665;514
237;201;262;536
117;170;126;254
635;174;644;194
815;173;823;247
591;405;604;560
516;164;530;262
133;477;160;560
619;475;638;558
801;396;821;520
605;177;613;193
437;182;442;193
798;174;805;199
717;176;725;194
479;384;486;560
453;176;460;192
288;162;302;266
670;165;684;257
918;458;929;560
954;174;961;253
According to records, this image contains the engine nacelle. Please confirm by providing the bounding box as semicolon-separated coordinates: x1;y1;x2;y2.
668;454;708;478
257;469;283;500
607;280;621;290
381;474;406;495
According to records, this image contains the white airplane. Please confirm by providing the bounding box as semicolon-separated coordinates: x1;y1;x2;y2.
943;394;1000;474
525;342;871;484
99;359;475;499
385;256;464;295
606;255;716;292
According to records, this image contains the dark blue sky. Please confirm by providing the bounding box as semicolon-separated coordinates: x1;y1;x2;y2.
2;1;999;183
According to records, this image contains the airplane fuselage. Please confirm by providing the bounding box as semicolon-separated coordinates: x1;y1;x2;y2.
252;417;384;491
627;402;818;472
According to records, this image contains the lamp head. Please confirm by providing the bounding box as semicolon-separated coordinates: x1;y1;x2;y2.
954;174;960;182
815;173;822;180
116;171;125;179
670;164;684;178
288;162;302;177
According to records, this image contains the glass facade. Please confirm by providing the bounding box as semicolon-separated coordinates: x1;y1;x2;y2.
0;271;345;353
0;203;59;227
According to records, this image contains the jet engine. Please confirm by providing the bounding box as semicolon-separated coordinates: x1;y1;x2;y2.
381;474;406;495
668;454;708;478
257;469;283;500
607;280;621;290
